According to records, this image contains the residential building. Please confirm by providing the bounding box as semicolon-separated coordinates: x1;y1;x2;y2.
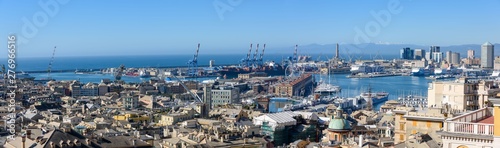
159;108;197;126
481;42;494;69
122;95;139;109
210;86;240;108
494;56;500;70
438;106;496;148
427;77;499;111
468;49;475;59
393;106;446;144
274;73;313;97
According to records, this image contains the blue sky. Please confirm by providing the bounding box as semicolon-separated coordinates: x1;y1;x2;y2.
0;0;499;57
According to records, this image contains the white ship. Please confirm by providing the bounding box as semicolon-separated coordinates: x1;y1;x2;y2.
350;63;384;74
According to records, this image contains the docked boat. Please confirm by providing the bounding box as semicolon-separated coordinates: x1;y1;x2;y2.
411;66;434;76
315;65;341;95
350;63;384;74
314;82;341;95
139;70;151;78
360;88;389;105
218;61;286;79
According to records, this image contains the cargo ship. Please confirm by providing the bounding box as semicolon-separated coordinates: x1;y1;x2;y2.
218;61;286;78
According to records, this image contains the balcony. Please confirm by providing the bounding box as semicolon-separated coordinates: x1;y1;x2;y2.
442;107;494;136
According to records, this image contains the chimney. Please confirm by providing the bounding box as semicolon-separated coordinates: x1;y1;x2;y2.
27;130;32;140
358;135;363;147
50;142;55;148
22;135;26;148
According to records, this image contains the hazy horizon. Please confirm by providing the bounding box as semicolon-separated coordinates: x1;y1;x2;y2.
1;1;499;57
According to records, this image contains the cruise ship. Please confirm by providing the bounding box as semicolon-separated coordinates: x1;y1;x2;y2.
350;63;384;74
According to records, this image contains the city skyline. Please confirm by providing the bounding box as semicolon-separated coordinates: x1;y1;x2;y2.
1;0;499;57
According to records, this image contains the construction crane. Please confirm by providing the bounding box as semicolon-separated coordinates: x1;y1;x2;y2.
115;64;125;81
252;44;259;68
47;46;56;79
170;74;202;102
187;43;200;77
259;44;266;66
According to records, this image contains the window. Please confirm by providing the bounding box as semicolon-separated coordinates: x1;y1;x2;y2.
412;121;417;126
426;121;431;128
400;124;404;130
399;135;404;141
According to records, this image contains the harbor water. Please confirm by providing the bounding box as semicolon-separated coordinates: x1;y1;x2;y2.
31;72;432;111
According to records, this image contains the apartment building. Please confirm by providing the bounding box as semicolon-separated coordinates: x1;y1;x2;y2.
428;77;499;111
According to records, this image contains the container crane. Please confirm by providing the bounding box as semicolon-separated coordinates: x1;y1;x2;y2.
187;43;200;77
244;44;253;67
252;44;259;68
259;44;266;66
47;46;56;79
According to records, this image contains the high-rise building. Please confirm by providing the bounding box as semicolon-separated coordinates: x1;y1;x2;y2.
467;49;475;59
432;52;443;63
445;51;452;63
451;52;460;65
400;47;414;60
429;46;440;60
425;52;432;61
430;46;440;52
413;49;425;60
481;42;494;69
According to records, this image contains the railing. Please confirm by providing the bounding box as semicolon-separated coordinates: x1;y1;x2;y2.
448;107;492;122
446;121;494;135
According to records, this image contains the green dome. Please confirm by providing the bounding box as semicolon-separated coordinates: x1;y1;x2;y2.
328;117;351;130
328;106;351;130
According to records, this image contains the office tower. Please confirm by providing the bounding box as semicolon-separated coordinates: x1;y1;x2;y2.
446;51;452;63
414;49;425;60
432;52;443;63
425;52;432;61
400;47;414;60
481;42;494;69
429;46;440;60
451;52;460;65
467;50;475;59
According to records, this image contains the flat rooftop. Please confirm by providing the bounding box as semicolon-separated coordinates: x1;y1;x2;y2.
476;116;494;124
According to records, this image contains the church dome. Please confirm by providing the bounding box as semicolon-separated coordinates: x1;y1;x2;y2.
328;106;351;130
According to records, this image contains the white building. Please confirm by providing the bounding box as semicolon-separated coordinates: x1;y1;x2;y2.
481;42;494;69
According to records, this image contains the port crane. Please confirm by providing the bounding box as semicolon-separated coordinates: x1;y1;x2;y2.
241;44;253;67
187;43;200;77
47;46;56;79
252;44;259;68
259;44;266;66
